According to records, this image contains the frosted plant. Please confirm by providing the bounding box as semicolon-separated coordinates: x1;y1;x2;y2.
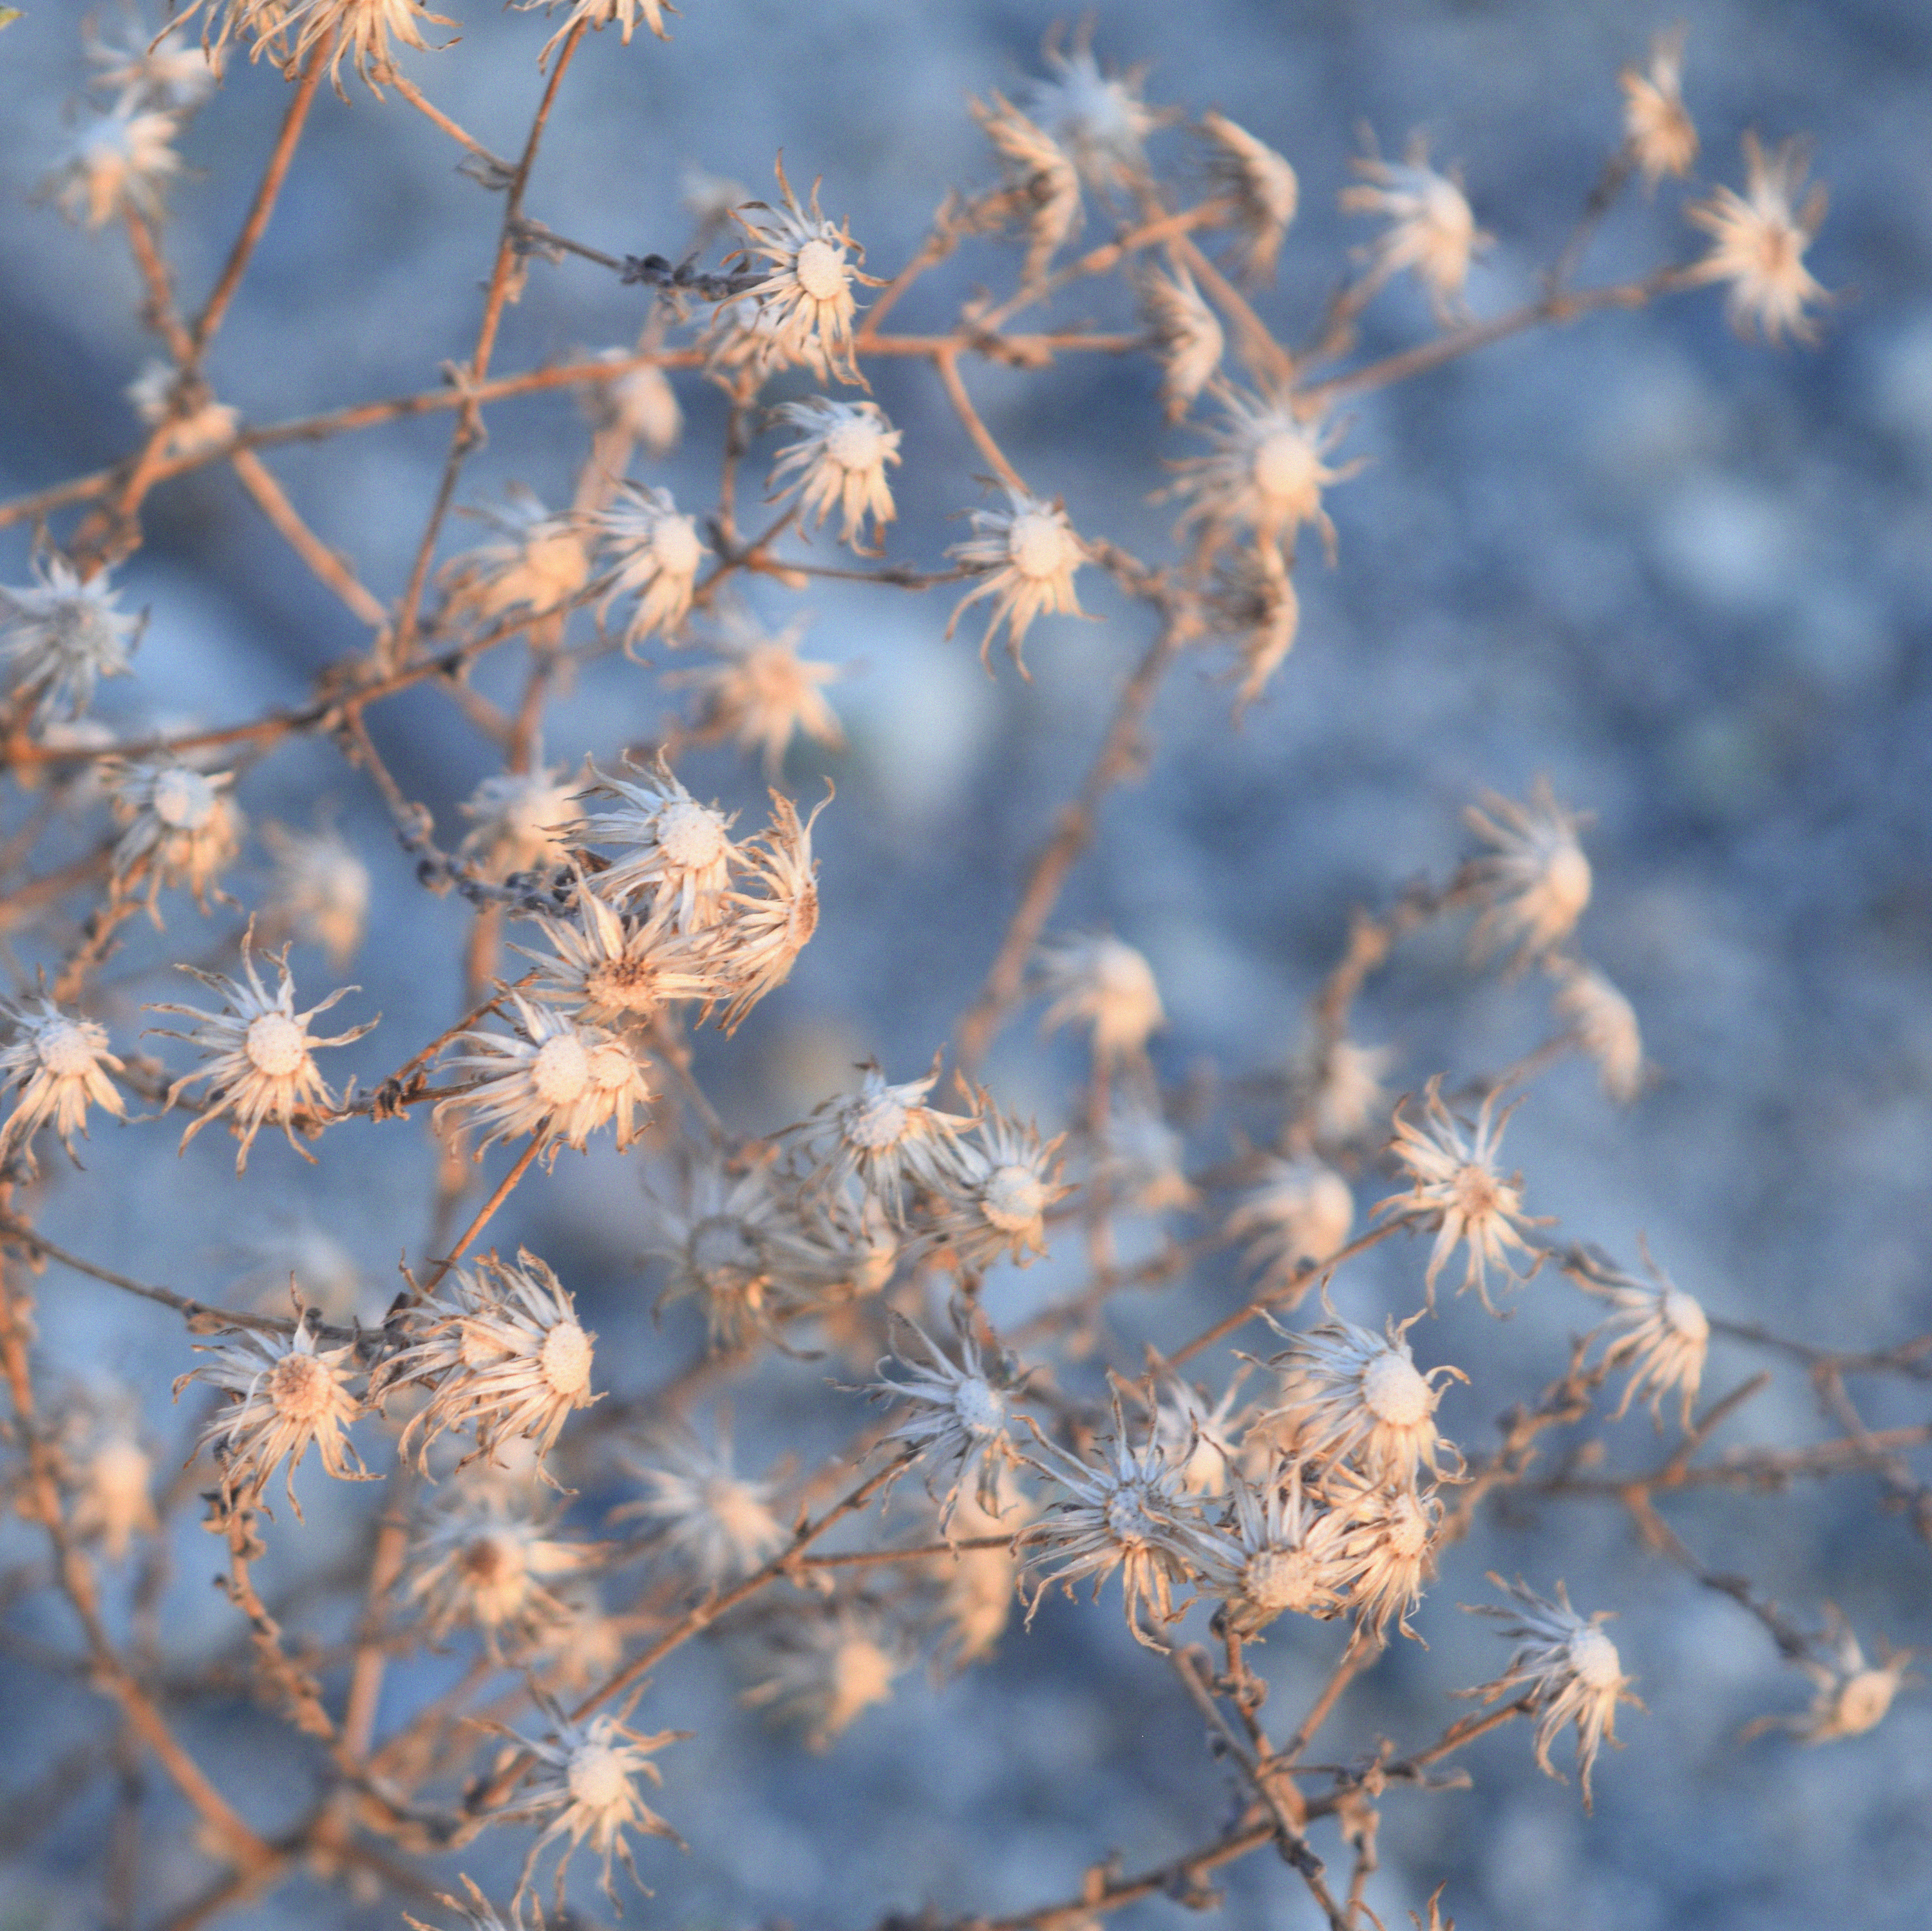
495;1699;683;1911
439;485;589;630
375;1249;600;1477
1028;25;1158;189
613;1420;786;1585
404;1490;589;1656
1;555;141;722
146;936;374;1174
1142;263;1224;421
514;886;723;1026
1461;1576;1640;1810
1022;1400;1204;1650
766;397;902;550
728;159;875;387
576;761;737;928
669;614;845;777
1688;133;1830;343
588;481;708;648
1581;1250;1710;1429
177;1317;369;1517
1551;962;1644;1104
1464;780;1593;966
1620;28;1698;189
1198;110;1298;283
0;997;126;1174
1744;1608;1915;1745
947;486;1089;673
457;764;582;881
787;1059;974;1221
1168;386;1358;561
1382;1078;1542;1314
868;1305;1023;1527
433;992;653;1162
41;99;180;231
1193;1458;1354;1635
260;822;371;968
741;1601;905;1749
929;1097;1068;1272
971;91;1083;284
106;760;245;918
1037;933;1165;1062
1340;136;1489;323
1224;1153;1354;1300
1267;1306;1464;1489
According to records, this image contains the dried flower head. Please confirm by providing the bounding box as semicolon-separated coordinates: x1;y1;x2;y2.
589;482;708;649
706;789;827;1030
1195;1458;1354;1635
930;1098;1070;1272
1154;1375;1246;1498
85;19;220;112
286;0;454;94
0;997;126;1175
519;0;670;73
1382;1079;1542;1314
41;98;180;229
1168;387;1358;561
1744;1607;1915;1746
592;355;683;455
1340;135;1488;324
1;555;141;722
177;1317;369;1516
406;1490;589;1655
459;764;582;882
728;158;875;387
1198;110;1298;283
1687;133;1830;344
1142;263;1224;422
670;614;844;778
767;397;902;551
1038;933;1165;1062
126;362;240;460
946;486;1089;675
614;1420;786;1585
106;760;245;919
1028;25;1159;189
146;936;373;1173
1225;1153;1354;1301
61;1394;158;1563
1465;780;1593;966
1581;1248;1709;1429
741;1601;905;1749
439;485;589;630
261;822;371;968
1324;1464;1441;1639
1462;1576;1639;1809
1300;1033;1396;1147
641;1156;794;1348
869;1306;1023;1527
1620;27;1698;190
515;886;721;1026
971;91;1083;284
375;1249;600;1477
403;1875;522;1931
927;1474;1032;1668
578;760;739;928
1551;963;1643;1104
1267;1305;1464;1489
788;1059;974;1221
1099;1092;1198;1214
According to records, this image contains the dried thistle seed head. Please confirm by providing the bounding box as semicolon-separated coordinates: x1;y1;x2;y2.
741;1602;905;1749
588;480;708;648
1100;1093;1198;1214
928;1096;1069;1272
404;1489;587;1655
515;885;723;1024
1195;1459;1353;1634
615;1420;786;1585
1224;1153;1354;1299
1583;1250;1709;1429
285;0;455;94
946;487;1089;675
0;997;127;1175
438;484;589;629
1153;1375;1247;1498
1551;962;1644;1104
641;1154;804;1347
1687;133;1830;344
40;97;181;229
727;158;874;387
927;1473;1033;1669
1197;110;1298;283
1620;26;1698;189
458;764;582;882
1;554;141;723
1167;387;1358;563
1027;24;1159;189
1462;1576;1640;1810
1141;263;1224;422
577;759;739;928
787;1059;975;1221
670;613;844;779
1340;134;1489;323
105;759;244;921
1323;1464;1441;1639
1465;779;1593;966
766;397;902;551
1037;932;1165;1062
403;1874;522;1931
261;822;371;969
970;91;1084;283
145;933;374;1173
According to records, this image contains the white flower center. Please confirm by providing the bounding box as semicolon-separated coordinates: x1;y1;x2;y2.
586;956;661;1014
89;1439;152;1509
531;1033;591;1105
793;237;848;303
703;1476;779;1557
565;1740;632;1814
539;1319;594;1398
1360;1349;1431;1427
951;1375;1007;1436
1567;1626;1623;1691
1244;1547;1320;1615
656;799;728;869
824;414;886;470
267;1350;337;1423
1251;427;1320;509
1007;509;1079;582
36;1019;98;1079
1834;1668;1898;1737
1542;842;1593;919
151;768;217;830
1104;1484;1157;1543
244;1011;308;1079
1661;1285;1709;1342
981;1163;1048;1233
846;1091;909;1151
585;1041;640;1093
650;514;704;579
1384;1494;1430;1558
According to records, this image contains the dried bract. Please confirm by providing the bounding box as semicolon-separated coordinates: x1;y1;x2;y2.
766;397;902;551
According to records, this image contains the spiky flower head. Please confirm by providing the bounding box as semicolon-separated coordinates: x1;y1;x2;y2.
41;98;180;230
0;997;126;1175
374;1249;600;1478
767;397;902;551
741;1601;905;1750
1198;111;1298;283
641;1155;795;1348
403;1875;524;1931
146;934;374;1173
669;614;845;778
1744;1607;1915;1746
1037;933;1165;1062
433;992;652;1164
84;18;220;113
588;481;708;649
176;1316;370;1517
405;1489;589;1656
1687;133;1830;345
514;884;723;1027
1620;27;1698;190
439;484;589;630
1224;1154;1354;1303
1340;134;1489;324
591;355;683;455
1464;779;1593;966
947;487;1089;675
285;0;455;95
1;554;141;722
1324;1464;1441;1639
613;1420;786;1585
1027;23;1159;189
1142;263;1224;422
970;91;1083;284
788;1059;975;1222
1551;962;1643;1104
59;1390;158;1563
1194;1458;1354;1635
1461;1576;1639;1810
576;760;739;929
458;763;582;883
1580;1247;1709;1429
261;821;371;969
1167;386;1357;562
1381;1079;1542;1314
929;1098;1070;1272
106;760;245;921
519;0;671;73
727;158;875;387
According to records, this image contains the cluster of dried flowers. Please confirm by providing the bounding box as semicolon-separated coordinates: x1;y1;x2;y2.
0;11;1901;1931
